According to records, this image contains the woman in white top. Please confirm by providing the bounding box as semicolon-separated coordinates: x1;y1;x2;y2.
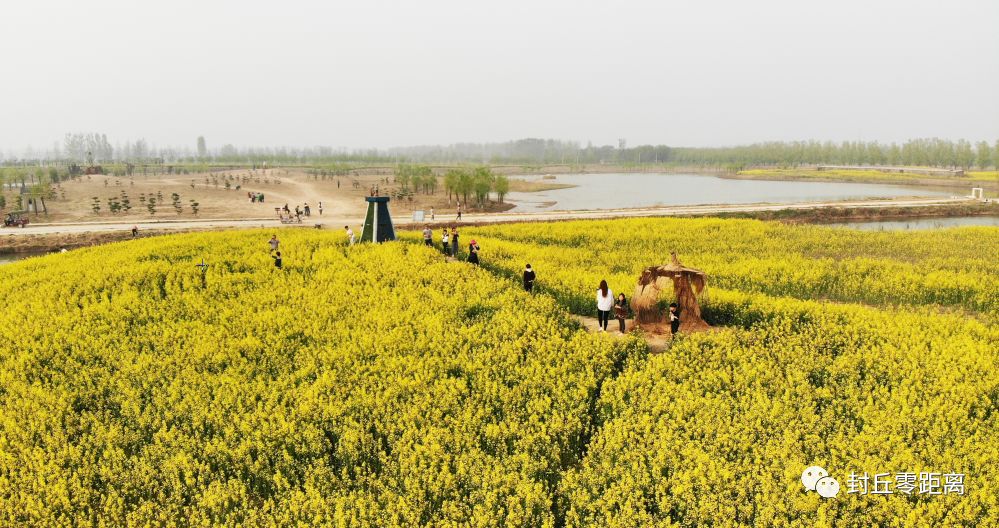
441;230;450;254
596;279;614;332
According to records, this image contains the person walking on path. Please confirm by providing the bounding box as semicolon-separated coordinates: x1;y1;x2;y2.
318;201;323;216
456;203;462;221
614;293;629;333
596;280;614;332
441;229;450;255
523;264;536;292
423;225;433;246
450;227;459;257
131;225;138;238
345;226;355;246
669;303;681;335
304;203;311;217
467;239;480;265
272;251;283;269
430;207;435;220
268;235;280;253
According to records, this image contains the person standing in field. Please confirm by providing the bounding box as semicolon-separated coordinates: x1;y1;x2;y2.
318;201;323;216
272;251;283;269
423;225;433;246
669;303;681;335
467;239;480;265
441;229;450;255
268;235;280;253
344;225;355;245
614;293;629;333
596;280;614;332
523;264;536;292
450;227;459;257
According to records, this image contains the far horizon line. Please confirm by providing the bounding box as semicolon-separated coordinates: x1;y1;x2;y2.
3;135;997;162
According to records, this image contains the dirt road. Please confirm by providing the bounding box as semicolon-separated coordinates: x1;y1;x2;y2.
0;196;974;237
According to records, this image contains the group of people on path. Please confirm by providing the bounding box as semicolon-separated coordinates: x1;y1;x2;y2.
264;232;680;337
422;225;477;263
278;202;323;222
595;279;680;335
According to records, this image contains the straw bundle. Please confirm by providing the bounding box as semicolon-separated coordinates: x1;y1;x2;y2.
633;252;709;332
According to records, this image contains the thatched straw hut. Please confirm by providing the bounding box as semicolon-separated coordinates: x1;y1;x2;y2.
633;252;708;333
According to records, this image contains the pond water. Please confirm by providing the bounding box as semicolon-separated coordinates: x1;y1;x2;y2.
821;216;999;231
506;173;954;211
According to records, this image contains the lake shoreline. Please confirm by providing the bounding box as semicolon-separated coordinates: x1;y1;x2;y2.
504;172;957;212
3;200;993;257
505;164;996;194
720;169;998;194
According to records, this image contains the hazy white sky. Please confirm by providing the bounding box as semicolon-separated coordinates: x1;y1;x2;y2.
1;0;997;151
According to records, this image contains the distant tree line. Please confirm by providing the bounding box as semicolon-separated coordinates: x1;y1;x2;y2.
389;137;999;170
3;134;997;170
666;138;999;170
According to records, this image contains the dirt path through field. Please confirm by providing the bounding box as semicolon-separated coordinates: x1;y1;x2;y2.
571;314;672;353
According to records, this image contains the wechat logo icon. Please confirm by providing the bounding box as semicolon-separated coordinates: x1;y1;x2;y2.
802;466;840;498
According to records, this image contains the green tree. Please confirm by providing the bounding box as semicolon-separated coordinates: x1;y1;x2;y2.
493;174;510;203
395;164;412;190
975;141;992;170
443;170;460;204
197;136;208;158
456;169;473;204
472;166;494;205
955;139;975;169
413;165;434;194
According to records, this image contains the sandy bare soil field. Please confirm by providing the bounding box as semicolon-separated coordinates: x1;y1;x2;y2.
12;168;520;224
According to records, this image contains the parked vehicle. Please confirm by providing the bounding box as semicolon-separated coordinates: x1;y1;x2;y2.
3;211;29;228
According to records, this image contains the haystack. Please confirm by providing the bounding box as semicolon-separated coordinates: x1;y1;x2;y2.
633;252;709;333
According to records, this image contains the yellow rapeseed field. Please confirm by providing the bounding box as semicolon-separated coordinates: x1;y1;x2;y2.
1;217;997;526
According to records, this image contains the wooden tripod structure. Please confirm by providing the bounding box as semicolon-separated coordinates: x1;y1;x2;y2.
633;252;709;333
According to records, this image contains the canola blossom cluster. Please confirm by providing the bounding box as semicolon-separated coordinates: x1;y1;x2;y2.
462;218;999;526
1;217;997;526
465;217;999;316
0;231;641;526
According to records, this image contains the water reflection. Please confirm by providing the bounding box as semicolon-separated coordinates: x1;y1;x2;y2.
507;173;954;212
